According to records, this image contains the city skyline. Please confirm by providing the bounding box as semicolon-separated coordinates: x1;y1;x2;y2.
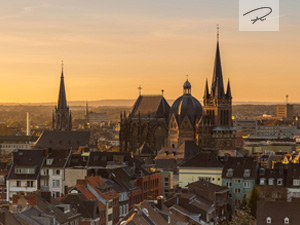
0;0;300;103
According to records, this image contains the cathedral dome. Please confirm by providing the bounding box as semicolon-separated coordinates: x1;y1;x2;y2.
170;79;202;126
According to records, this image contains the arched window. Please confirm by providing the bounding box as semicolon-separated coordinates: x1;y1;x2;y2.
266;217;272;224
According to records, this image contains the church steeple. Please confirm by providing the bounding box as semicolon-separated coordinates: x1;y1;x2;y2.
57;61;68;109
204;78;209;98
211;26;225;99
52;61;72;131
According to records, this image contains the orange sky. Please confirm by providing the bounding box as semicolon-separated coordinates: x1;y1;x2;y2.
0;1;299;104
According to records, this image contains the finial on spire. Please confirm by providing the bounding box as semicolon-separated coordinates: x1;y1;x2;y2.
61;60;64;77
138;85;142;96
186;74;189;80
217;24;220;42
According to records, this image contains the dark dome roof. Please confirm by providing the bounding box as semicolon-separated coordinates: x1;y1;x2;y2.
183;80;191;89
170;94;202;126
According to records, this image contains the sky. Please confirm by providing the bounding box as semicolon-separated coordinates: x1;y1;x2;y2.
0;0;299;103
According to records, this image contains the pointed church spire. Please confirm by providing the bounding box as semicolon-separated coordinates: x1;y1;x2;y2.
57;61;68;109
211;25;225;98
204;78;209;98
226;79;232;99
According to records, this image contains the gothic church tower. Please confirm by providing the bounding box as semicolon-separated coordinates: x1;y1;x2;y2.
52;63;72;131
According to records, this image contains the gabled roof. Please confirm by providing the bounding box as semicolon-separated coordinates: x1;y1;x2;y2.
180;151;223;168
187;179;227;193
44;149;71;168
62;193;99;219
35;131;90;150
67;153;89;167
222;157;257;179
7;149;45;180
130;95;170;119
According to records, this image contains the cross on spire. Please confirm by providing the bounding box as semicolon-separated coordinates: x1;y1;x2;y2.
186;74;189;80
61;60;64;71
138;85;142;96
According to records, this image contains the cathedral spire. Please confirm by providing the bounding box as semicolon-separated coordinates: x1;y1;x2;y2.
211;26;225;99
204;78;209;98
57;61;68;109
226;79;232;99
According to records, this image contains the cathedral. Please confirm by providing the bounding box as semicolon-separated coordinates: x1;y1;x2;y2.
52;64;72;131
120;34;235;155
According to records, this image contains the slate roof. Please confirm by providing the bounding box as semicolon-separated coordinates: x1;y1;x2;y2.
180;151;223;168
130;95;170;119
257;167;287;186
35;130;90;150
187;180;227;193
44;149;71;168
62;193;98;219
117;201;169;225
286;163;300;188
0;208;22;225
7;149;45;180
67;153;89;167
0;135;38;142
257;201;300;225
222;157;258;179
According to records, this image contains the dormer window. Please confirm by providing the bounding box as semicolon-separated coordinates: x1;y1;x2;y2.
46;158;54;165
284;217;289;224
226;169;233;177
266;217;271;224
268;178;274;185
260;178;265;186
243;169;251;178
15;167;35;174
277;179;283;186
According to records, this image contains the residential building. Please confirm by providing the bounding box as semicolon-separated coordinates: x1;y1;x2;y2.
6;149;45;202
40;149;72;198
0;136;38;154
179;151;223;186
0;162;9;201
222;157;258;210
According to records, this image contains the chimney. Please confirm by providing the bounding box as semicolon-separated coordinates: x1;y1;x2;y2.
27;195;37;206
157;196;164;210
41;191;51;203
12;195;19;204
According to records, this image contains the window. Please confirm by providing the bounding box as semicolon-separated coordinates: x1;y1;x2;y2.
52;180;60;187
234;179;241;184
225;182;232;187
17;181;21;187
259;168;265;176
284;217;289;224
226;169;233;177
108;214;112;221
243;182;251;188
234;188;241;193
260;178;265;185
268;178;274;185
293;179;300;186
15;167;35;174
266;217;271;224
108;201;113;208
27;181;34;188
53;170;60;175
46;158;54;165
277;179;283;186
243;169;251;178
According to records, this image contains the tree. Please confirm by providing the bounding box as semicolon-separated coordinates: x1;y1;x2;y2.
248;186;259;218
